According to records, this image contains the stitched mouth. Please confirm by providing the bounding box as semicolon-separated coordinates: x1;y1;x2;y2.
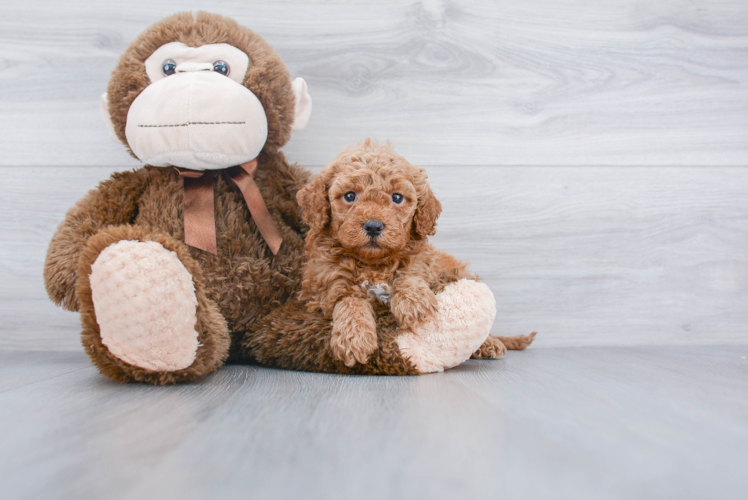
138;121;246;128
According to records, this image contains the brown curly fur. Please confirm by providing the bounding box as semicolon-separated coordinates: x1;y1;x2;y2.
247;301;420;375
44;13;533;381
247;141;535;374
44;13;310;383
298;140;460;366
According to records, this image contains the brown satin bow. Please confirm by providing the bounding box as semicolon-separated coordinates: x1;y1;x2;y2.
175;159;283;255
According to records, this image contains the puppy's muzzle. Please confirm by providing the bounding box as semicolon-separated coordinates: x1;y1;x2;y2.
363;219;385;238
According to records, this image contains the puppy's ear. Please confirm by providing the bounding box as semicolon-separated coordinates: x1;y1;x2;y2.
297;175;330;234
413;181;442;238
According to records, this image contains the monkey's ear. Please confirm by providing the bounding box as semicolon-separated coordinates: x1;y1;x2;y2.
100;93;119;142
413;182;442;238
296;174;329;234
291;78;312;131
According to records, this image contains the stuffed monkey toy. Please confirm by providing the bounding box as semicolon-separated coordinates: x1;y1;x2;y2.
45;12;515;384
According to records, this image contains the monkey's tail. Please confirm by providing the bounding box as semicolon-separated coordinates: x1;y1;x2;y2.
497;332;537;350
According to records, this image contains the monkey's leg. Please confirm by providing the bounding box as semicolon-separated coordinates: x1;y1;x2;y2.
395;279;496;373
246;300;420;375
76;225;230;384
248;278;497;375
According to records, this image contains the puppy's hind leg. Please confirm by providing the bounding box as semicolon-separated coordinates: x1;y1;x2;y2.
471;335;507;359
497;332;536;350
471;332;536;359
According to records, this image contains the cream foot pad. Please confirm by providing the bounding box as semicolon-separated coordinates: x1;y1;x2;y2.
90;240;199;371
396;279;496;374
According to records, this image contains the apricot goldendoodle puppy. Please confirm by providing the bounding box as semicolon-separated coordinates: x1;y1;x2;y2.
246;141;534;374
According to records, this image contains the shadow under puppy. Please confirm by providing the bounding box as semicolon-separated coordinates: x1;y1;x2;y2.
247;140;534;374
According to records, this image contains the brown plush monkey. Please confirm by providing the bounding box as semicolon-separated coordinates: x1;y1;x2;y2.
45;12;523;384
44;12;315;384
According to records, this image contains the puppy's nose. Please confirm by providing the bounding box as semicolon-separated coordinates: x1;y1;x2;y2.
363;219;385;237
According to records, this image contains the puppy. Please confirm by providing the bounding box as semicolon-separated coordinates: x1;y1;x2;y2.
296;140;534;367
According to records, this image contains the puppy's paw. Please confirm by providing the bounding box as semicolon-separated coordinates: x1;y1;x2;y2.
331;298;378;367
471;335;507;359
391;286;439;330
330;321;378;367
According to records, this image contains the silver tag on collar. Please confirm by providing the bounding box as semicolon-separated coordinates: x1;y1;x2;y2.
360;281;392;305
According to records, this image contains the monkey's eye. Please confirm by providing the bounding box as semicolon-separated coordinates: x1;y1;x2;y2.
213;60;230;76
391;193;404;204
162;59;177;76
343;192;357;203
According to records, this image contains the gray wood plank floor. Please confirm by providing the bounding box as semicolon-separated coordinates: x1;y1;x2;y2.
1;346;746;500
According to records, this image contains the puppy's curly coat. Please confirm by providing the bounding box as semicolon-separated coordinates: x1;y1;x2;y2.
247;141;534;373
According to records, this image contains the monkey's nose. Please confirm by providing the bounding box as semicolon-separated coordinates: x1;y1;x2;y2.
363;219;385;237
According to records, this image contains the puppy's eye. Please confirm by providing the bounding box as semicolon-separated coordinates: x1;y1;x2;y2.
213;60;230;76
343;192;357;203
162;59;177;76
391;193;404;204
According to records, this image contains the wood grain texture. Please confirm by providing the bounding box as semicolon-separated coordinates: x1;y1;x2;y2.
1;347;746;500
2;165;747;350
1;0;747;166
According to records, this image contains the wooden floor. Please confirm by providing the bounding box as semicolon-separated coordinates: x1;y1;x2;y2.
1;346;746;500
1;2;747;498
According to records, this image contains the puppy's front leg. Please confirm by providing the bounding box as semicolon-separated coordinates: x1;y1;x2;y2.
331;297;378;367
390;276;439;330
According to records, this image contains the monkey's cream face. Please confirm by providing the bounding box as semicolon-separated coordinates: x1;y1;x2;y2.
127;42;263;170
104;41;311;171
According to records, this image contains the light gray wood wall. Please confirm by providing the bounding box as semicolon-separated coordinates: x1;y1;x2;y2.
1;0;747;350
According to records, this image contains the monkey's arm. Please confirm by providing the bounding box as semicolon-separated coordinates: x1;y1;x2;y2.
284;162;313;234
267;154;313;235
256;152;312;236
44;170;146;311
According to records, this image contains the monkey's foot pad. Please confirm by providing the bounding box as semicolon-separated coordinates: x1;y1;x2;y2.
89;240;200;371
396;279;496;374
